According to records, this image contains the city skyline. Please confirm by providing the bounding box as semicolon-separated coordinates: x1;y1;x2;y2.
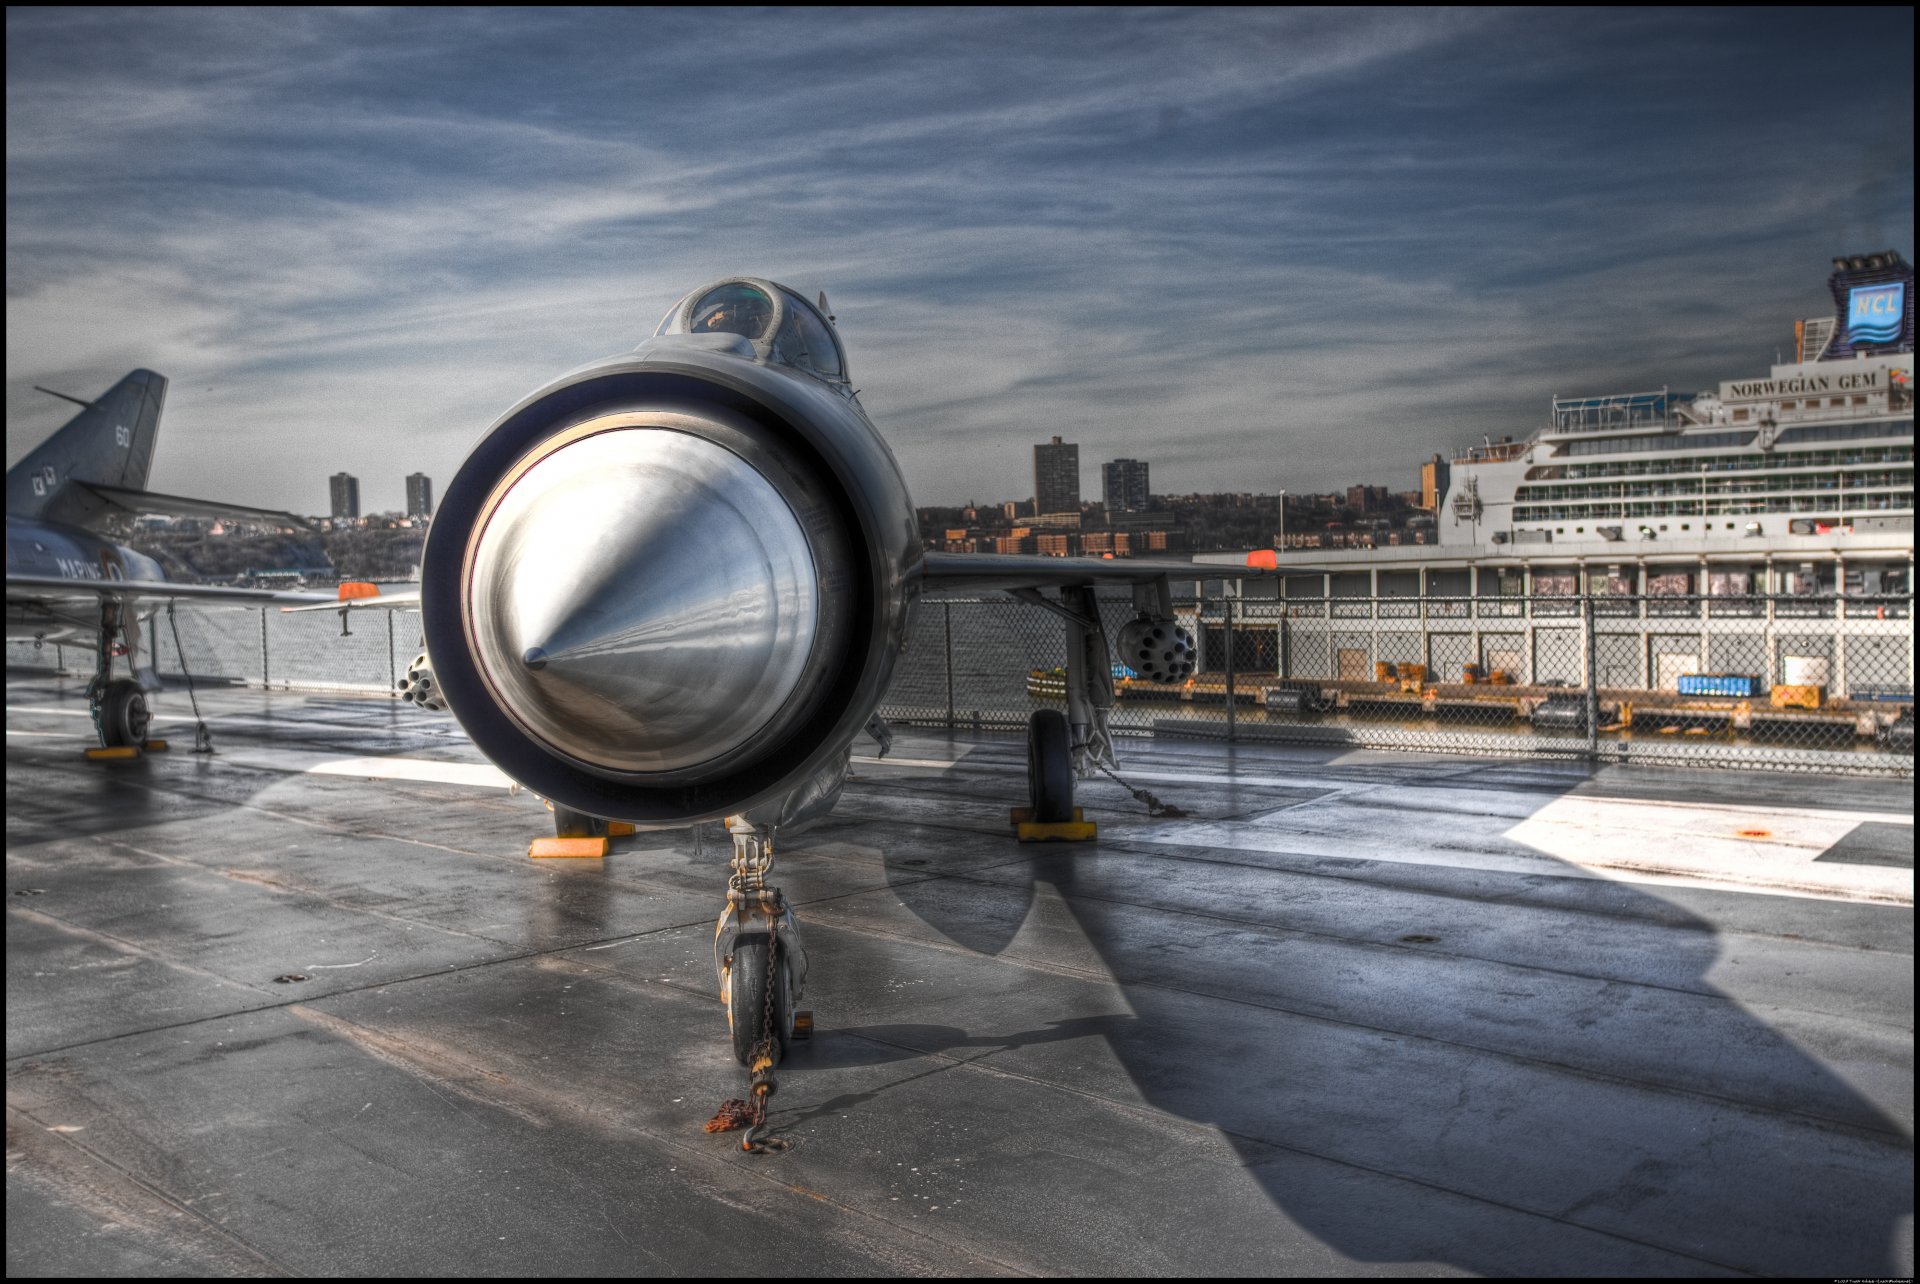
6;10;1913;513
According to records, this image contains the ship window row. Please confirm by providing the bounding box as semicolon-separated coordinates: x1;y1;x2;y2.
1564;430;1755;456
1531;443;1913;483
1518;470;1913;502
1774;418;1914;446
1772;395;1873;411
1732;396;1880;420
1257;563;1910;620
1515;493;1913;521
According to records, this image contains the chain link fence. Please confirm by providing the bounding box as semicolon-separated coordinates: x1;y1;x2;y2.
6;605;419;695
8;591;1911;776
880;591;1914;777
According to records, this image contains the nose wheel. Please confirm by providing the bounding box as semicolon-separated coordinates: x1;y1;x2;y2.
708;818;811;1152
712;819;811;1067
723;932;794;1065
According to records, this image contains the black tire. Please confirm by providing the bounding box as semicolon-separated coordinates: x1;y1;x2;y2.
99;679;150;748
727;933;791;1066
1027;708;1074;823
552;805;609;838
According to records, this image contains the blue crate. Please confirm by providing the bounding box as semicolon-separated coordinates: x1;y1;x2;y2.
1676;674;1762;698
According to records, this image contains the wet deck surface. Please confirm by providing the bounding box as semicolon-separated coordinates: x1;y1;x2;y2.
6;675;1913;1277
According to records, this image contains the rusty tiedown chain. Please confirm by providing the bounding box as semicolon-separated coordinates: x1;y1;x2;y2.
1096;761;1188;818
740;905;789;1155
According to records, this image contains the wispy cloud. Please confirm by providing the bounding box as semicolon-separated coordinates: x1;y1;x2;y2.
6;8;1912;511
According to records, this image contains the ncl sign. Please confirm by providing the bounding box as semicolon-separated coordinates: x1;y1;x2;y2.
1847;282;1905;346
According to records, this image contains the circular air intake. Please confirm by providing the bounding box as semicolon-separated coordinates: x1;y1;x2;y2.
419;370;868;823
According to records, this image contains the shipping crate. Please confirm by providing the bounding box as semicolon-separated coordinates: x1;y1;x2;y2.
1769;684;1824;711
1676;674;1762;699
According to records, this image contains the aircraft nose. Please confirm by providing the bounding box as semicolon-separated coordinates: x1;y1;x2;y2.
464;424;822;778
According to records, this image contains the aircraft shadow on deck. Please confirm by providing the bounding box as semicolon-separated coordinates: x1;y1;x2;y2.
829;772;1914;1278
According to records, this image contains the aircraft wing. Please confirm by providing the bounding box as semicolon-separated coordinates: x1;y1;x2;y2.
72;483;316;532
279;587;421;614
6;574;339;611
917;552;1267;595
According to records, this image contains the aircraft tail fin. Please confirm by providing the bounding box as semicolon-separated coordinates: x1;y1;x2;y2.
6;369;167;522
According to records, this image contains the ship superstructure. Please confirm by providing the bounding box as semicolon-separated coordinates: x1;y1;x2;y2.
1447;251;1912;558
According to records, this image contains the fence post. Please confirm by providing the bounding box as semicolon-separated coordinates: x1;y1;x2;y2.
388;610;397;692
1225;595;1237;742
943;601;955;728
260;608;270;687
1583;594;1599;764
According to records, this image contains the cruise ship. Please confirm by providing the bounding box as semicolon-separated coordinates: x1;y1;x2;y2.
1197;251;1914;700
1441;250;1912;577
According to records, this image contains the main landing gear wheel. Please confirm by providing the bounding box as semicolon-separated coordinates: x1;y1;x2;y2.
98;678;150;748
552;804;609;839
1027;708;1074;823
726;933;792;1066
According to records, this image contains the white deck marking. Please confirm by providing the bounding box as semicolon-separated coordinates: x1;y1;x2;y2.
8;704;436;734
213;747;515;789
1123;765;1913;825
1143;789;1911;905
851;755;960;770
1504;795;1910;902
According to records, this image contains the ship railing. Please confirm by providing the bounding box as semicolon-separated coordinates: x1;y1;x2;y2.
1547;388;1688;436
1450;439;1535;464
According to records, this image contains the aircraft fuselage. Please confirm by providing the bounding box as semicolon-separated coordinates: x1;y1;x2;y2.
4;514;163;644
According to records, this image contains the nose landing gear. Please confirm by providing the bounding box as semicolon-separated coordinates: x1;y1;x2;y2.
713;818;809;1065
708;817;811;1152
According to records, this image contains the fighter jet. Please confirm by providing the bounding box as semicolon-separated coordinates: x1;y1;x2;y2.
302;278;1247;1081
5;369;347;751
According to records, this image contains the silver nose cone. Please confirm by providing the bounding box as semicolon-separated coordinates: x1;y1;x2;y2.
465;424;821;777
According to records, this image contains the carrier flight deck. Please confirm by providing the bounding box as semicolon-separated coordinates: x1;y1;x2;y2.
5;675;1912;1278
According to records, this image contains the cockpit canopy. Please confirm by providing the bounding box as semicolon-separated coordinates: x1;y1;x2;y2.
653;278;846;383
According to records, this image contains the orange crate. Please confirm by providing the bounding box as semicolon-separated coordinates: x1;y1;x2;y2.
1769;684;1824;710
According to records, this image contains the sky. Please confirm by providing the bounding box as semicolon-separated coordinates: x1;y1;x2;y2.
6;8;1914;514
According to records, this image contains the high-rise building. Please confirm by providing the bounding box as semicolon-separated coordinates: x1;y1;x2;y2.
329;472;360;520
1103;458;1150;513
1418;454;1449;511
406;472;434;519
1034;436;1079;515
